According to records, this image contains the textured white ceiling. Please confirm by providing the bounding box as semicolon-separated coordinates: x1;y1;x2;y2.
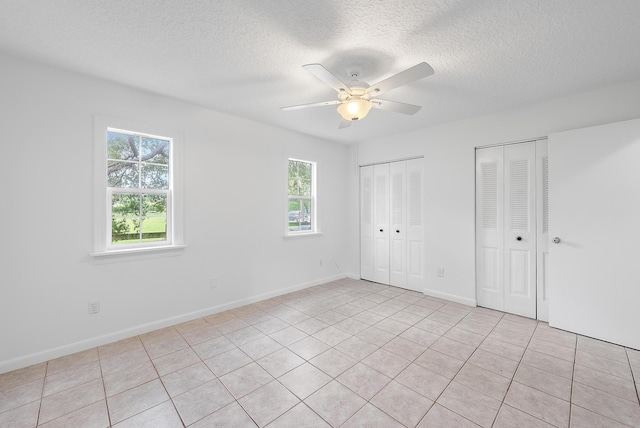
2;0;640;143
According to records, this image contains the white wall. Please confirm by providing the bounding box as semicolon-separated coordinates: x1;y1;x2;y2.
347;79;640;308
0;55;349;373
4;53;640;373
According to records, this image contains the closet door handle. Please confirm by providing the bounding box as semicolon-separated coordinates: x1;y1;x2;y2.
396;230;400;233
516;236;522;241
379;229;383;232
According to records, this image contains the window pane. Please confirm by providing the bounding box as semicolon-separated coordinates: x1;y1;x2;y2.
295;178;304;196
288;160;298;178
288;178;297;196
111;194;140;244
142;194;167;216
107;132;137;160
299;162;311;179
108;161;139;188
141;137;170;165
288;199;301;231
112;218;140;244
302;199;312;230
288;161;299;195
288;160;312;197
300;179;311;196
141;217;167;242
112;193;140;217
141;164;169;189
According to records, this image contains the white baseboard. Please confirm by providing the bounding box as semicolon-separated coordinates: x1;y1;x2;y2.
341;275;477;308
423;288;477;307
346;272;361;280
0;273;347;374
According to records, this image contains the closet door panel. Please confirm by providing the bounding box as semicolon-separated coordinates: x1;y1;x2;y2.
373;163;390;284
536;140;549;321
389;161;407;287
476;146;504;311
406;158;424;291
503;143;536;318
360;165;374;281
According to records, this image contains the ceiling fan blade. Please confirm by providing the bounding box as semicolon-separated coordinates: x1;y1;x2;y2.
338;120;352;129
302;64;350;93
372;99;422;115
281;100;341;111
367;62;434;97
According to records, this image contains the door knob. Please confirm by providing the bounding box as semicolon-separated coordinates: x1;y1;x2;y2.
396;230;400;233
516;236;522;241
552;237;561;244
379;229;383;232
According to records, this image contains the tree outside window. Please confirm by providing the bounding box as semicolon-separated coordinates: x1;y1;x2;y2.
107;130;171;246
288;159;315;233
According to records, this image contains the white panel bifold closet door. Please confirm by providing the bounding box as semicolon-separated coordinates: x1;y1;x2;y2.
360;159;424;292
476;141;548;319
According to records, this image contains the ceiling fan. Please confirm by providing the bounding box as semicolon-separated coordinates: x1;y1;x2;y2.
281;62;434;126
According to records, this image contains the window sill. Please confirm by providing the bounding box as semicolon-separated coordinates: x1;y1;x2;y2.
283;232;323;240
91;244;186;258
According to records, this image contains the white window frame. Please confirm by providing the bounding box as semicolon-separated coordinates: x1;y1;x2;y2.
92;115;185;257
286;157;318;236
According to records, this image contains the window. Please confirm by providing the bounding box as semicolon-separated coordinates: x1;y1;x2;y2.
107;129;171;248
288;158;316;233
92;115;184;256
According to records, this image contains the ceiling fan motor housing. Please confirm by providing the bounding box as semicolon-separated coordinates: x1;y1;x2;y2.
281;62;434;123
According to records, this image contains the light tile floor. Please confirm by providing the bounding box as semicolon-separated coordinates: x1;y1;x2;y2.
1;278;639;427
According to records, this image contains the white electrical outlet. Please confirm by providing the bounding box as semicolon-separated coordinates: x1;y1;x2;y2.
320;259;323;266
436;267;445;278
88;301;100;314
210;278;218;289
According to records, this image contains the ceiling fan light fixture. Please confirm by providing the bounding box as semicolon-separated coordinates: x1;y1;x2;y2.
337;98;372;121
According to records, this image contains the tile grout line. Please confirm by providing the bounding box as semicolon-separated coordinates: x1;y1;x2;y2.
336;299;434;427
175;325;253;428
96;350;113;428
351;302;507;427
567;330;578;428
486;316;539;428
11;280;637;427
142;333;187;428
624;348;640;405
420;306;504;428
244;284;370;427
284;286;409;427
518;320;575;426
461;307;511;428
222;293;444;423
34;361;48;428
185;299;331;427
269;292;360;427
275;285;436;426
35;358;106;427
346;288;439;425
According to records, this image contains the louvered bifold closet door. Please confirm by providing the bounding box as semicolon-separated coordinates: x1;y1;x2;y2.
476;146;505;311
373;163;390;284
405;158;425;291
503;143;537;318
536;140;549;321
389;161;407;287
360;165;374;281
